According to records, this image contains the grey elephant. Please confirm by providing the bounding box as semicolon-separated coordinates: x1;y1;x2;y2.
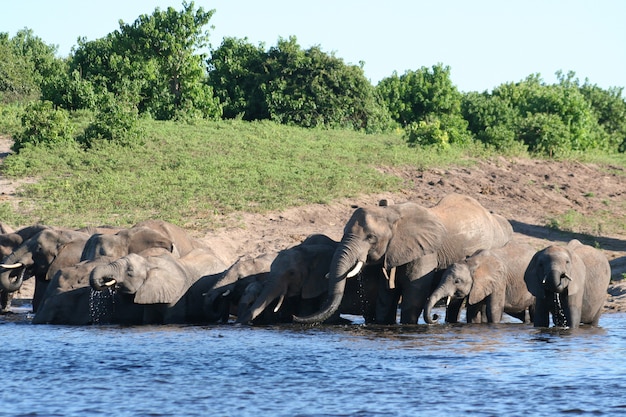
424;240;536;324
32;257;118;324
0;227;93;312
202;252;277;323
90;247;227;324
524;239;611;328
295;193;513;325
0;224;50;312
236;234;379;324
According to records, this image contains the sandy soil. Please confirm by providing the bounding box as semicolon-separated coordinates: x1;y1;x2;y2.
1;136;625;312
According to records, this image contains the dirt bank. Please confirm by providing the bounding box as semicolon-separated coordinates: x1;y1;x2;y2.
1;137;625;311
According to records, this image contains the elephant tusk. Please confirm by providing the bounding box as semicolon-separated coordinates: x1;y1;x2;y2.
446;296;451;307
0;262;24;269
103;279;117;287
221;289;231;297
273;294;285;313
346;261;364;278
542;274;548;285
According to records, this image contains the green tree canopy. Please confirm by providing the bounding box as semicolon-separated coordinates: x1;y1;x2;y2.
208;36;394;132
69;1;221;120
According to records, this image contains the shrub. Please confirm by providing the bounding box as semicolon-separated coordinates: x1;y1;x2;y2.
12;101;74;152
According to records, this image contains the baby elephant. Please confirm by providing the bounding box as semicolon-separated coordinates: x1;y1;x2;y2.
424;240;536;324
524;239;611;329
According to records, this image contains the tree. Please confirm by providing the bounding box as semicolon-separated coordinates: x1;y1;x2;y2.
0;29;65;104
377;64;471;145
69;1;221;120
208;36;394;132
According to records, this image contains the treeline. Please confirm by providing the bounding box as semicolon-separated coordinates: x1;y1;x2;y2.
1;2;624;156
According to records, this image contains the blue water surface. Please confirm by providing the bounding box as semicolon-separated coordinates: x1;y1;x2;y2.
1;308;625;417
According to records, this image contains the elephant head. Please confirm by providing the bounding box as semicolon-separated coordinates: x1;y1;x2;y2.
294;202;445;324
524;245;582;298
424;262;473;324
90;253;188;305
0;228;86;293
80;226;176;261
202;252;275;322
236;243;336;324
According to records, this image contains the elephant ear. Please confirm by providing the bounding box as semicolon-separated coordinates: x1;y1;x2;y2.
468;253;502;305
134;255;187;305
385;203;446;268
565;249;586;296
301;246;334;299
523;250;544;298
128;227;175;256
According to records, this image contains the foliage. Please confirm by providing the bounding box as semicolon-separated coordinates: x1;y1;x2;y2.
68;1;221;120
208;36;395;132
461;72;624;156
12;101;74;152
377;64;472;146
80;93;143;147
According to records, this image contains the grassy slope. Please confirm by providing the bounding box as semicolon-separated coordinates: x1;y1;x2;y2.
0;118;623;232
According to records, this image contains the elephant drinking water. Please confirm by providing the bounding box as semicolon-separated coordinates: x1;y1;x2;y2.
294;193;514;325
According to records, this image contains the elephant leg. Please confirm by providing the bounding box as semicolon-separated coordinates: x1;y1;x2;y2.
445;297;464;323
533;298;551;327
32;279;50;313
400;269;437;324
0;290;12;313
564;295;582;329
466;303;482;323
486;301;503;323
376;286;400;324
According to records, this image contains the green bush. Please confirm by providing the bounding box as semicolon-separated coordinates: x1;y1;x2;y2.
80;94;143;147
12;100;74;152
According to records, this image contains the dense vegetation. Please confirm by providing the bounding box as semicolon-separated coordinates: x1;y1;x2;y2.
0;2;624;231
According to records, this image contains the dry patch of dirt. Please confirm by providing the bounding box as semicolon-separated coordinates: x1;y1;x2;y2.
1;137;625;311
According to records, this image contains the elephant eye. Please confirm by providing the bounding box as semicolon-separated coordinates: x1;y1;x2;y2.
366;234;377;243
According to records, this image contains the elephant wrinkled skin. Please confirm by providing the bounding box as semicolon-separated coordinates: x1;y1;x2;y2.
524;239;611;328
294;193;513;325
424;240;536;324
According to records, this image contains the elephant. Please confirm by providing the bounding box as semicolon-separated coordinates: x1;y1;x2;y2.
202;252;277;323
90;247;227;324
524;239;611;328
0;227;93;312
294;193;514;325
0;224;50;312
236;234;380;325
424;240;536;324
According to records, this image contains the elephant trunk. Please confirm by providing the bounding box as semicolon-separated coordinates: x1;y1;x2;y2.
236;280;286;324
543;270;570;293
423;284;453;324
0;266;25;292
89;264;119;291
293;237;363;324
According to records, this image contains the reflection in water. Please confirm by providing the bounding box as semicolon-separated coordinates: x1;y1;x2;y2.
1;309;625;417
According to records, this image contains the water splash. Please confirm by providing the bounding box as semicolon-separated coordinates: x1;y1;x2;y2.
90;288;115;324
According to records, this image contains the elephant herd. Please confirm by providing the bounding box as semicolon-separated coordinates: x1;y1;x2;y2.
0;193;612;329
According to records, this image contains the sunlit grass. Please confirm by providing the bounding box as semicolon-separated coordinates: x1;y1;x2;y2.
1;118;624;235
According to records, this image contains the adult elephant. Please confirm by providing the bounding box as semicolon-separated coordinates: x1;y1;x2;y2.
524;239;611;328
32;257;125;325
0;227;92;312
295;193;513;325
424;240;536;324
202;252;277;323
90;247;227;324
0;224;50;312
236;234;379;324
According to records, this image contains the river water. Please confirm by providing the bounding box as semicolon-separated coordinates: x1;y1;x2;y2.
1;306;625;417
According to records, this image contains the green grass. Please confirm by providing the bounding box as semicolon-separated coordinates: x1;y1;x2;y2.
2;118;624;235
0;119;476;229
